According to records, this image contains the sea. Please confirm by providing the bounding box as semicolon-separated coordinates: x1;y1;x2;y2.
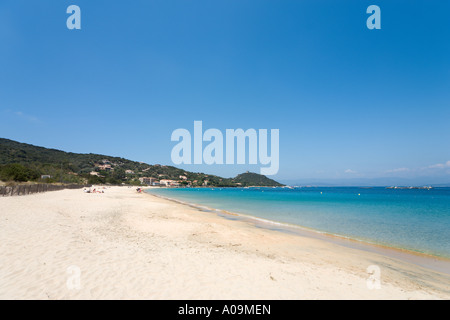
146;187;450;260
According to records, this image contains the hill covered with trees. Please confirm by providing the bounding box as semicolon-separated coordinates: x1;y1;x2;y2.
234;172;284;187
0;138;283;187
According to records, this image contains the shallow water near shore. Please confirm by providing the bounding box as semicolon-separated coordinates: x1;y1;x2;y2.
146;187;450;272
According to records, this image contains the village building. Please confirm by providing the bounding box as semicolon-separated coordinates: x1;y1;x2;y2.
139;177;156;185
160;179;180;187
97;164;113;172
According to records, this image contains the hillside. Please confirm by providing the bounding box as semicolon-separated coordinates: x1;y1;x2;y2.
234;172;284;187
0;138;283;187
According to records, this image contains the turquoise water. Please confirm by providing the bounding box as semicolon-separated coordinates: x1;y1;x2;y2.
146;187;450;258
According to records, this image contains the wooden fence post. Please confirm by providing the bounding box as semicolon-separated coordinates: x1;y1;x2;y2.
0;183;86;197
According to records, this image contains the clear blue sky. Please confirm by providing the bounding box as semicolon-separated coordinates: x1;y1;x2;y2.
0;0;449;184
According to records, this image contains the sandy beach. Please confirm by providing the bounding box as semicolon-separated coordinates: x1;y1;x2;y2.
0;186;449;300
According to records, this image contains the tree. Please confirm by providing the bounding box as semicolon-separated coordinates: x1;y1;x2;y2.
0;164;39;182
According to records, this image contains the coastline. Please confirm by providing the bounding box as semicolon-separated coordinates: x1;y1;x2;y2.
145;188;450;274
1;186;449;299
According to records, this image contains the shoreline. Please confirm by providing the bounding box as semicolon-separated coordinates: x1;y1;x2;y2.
145;189;450;275
1;186;449;299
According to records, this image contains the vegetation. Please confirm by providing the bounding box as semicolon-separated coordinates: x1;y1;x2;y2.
0;164;40;182
233;172;284;187
0;138;283;187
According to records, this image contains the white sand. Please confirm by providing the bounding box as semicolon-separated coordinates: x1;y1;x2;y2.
0;187;449;300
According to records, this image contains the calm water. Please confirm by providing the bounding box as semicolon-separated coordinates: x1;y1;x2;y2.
146;187;450;258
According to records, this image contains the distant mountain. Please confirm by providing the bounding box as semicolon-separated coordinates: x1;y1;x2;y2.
281;177;450;187
431;183;450;187
0;138;282;187
234;172;284;187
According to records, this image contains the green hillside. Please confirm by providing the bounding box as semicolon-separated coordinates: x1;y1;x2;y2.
0;138;283;187
234;172;284;187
